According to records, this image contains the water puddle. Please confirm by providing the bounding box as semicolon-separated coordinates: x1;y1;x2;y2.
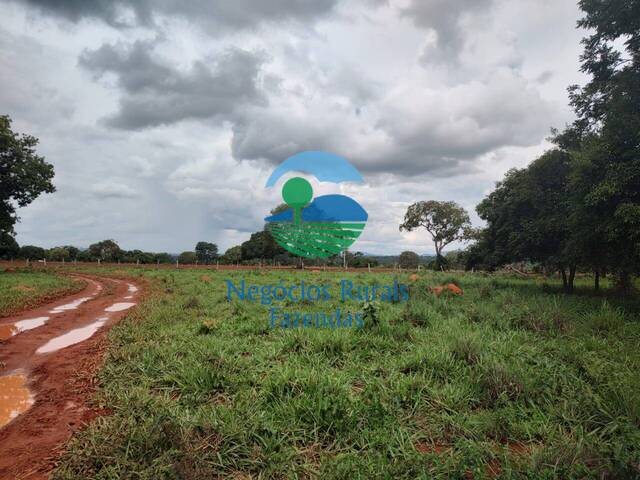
36;317;108;354
0;317;49;341
105;302;136;312
127;284;138;293
49;297;92;314
0;374;34;429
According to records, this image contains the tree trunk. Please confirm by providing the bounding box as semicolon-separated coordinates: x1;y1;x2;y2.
560;268;568;290
567;264;576;293
594;270;600;291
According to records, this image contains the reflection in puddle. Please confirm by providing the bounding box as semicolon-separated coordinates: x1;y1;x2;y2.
0;374;34;428
36;317;108;354
105;302;136;312
127;284;138;293
0;317;49;341
49;297;92;314
0;324;18;341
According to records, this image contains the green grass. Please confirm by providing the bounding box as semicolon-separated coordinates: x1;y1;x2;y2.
51;269;640;479
0;267;85;316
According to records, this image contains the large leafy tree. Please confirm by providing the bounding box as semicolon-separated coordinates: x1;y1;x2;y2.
88;239;121;262
565;0;640;289
399;200;471;268
195;241;218;264
476;150;577;291
0;115;55;236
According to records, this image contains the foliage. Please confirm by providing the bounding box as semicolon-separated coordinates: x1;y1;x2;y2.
0;232;19;259
177;251;197;264
0;115;55;236
88;239;121;262
195;242;218;264
398;251;419;269
400;200;471;268
476;149;578;291
221;245;242;264
18;244;45;260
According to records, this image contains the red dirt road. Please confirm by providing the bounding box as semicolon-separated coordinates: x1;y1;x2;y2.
0;275;143;480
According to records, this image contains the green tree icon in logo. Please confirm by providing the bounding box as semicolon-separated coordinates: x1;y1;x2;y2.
282;177;313;225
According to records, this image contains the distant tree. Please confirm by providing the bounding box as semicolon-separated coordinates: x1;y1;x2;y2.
241;231;285;261
0;115;55;237
195;241;218;264
178;251;197;264
64;246;79;260
122;250;155;264
47;246;70;261
0;232;19;259
398;251;419;269
88;239;121;262
222;245;242;264
400;200;471;269
76;249;92;262
18;245;45;260
153;253;174;264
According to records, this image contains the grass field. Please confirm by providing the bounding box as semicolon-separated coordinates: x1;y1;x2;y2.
0;268;85;317
38;268;640;479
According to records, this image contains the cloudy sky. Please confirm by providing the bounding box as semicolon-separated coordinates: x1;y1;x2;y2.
2;0;586;255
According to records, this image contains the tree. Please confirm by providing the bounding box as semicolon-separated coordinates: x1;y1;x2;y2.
241;230;285;261
153;253;174;264
18;245;45;260
400;200;471;269
195;241;218;264
398;251;419;269
47;246;70;261
0;232;19;260
476;149;578;291
222;245;242;264
0;115;55;237
178;251;197;264
563;0;640;291
88;239;121;262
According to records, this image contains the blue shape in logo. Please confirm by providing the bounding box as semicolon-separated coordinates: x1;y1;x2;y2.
265;151;363;187
264;194;368;223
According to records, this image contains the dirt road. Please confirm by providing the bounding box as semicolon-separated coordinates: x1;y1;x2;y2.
0;274;142;479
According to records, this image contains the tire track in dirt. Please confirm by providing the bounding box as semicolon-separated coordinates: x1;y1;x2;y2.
0;274;143;480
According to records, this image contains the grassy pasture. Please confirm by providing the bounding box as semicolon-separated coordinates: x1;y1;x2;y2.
41;268;640;479
0;267;85;316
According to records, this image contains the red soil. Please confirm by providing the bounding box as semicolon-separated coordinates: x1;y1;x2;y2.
0;274;143;479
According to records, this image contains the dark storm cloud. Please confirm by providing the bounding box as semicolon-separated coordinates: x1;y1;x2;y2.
14;0;339;31
400;0;493;60
78;41;267;129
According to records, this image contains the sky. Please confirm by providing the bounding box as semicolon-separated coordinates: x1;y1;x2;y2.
1;0;587;255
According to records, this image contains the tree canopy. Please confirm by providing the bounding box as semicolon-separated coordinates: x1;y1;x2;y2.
0;115;55;236
400;200;471;268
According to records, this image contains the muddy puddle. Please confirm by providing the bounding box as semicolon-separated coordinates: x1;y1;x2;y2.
0;373;34;429
36;317;108;354
105;302;136;312
49;297;93;314
0;317;49;341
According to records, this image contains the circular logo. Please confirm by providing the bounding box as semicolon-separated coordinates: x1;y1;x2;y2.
264;152;368;258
